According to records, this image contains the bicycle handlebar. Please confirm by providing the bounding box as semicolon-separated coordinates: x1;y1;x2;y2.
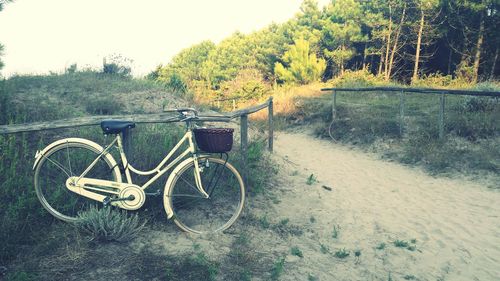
163;108;232;123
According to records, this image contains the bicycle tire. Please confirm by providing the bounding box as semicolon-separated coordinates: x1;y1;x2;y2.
165;157;245;234
34;140;121;222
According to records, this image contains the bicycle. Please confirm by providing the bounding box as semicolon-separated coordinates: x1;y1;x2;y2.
33;108;245;234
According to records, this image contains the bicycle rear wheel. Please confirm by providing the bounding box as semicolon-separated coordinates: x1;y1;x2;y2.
34;141;120;222
166;157;245;234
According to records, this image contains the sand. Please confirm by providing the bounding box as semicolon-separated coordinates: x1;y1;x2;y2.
270;132;500;281
136;131;499;281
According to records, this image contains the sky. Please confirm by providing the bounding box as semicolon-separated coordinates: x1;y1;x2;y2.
0;0;330;77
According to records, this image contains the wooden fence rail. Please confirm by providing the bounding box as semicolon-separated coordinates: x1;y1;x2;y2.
321;87;500;139
0;97;274;185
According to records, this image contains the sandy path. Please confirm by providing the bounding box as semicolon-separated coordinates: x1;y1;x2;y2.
272;132;500;281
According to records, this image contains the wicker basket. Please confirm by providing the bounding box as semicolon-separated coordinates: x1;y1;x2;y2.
193;128;234;153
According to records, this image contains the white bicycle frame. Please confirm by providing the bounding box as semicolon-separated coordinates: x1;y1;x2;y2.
33;128;211;212
89;130;209;198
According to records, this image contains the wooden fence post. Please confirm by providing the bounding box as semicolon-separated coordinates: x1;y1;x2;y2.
240;114;248;185
268;97;273;153
332;90;337;120
399;90;405;136
122;127;132;158
439;92;446;138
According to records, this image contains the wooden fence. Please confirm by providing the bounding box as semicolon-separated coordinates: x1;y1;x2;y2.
0;97;274;184
321;87;500;138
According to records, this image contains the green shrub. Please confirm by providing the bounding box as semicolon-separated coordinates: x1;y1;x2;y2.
329;69;386;88
76;206;146;243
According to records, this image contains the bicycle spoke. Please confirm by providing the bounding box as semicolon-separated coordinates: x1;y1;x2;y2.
45;156;71;178
177;170;203;194
66;144;73;176
35;142;118;221
168;157;244;234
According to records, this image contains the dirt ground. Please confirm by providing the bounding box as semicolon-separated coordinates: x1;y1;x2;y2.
130;131;500;281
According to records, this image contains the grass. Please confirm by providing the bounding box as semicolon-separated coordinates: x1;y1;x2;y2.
332;224;340;239
291;246;304;258
223;233;258;280
306;173;318;185
0;71;278;280
393;240;410;248
334;248;350;259
375;242;386;250
308;274;319;281
393;239;417;251
320;244;330;254
259;215;271;229
272;80;499;181
270;256;286;280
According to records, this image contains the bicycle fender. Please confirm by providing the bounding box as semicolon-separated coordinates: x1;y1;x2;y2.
32;138;121;181
163;157;198;219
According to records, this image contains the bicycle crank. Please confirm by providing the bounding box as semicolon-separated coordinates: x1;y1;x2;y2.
66;177;145;210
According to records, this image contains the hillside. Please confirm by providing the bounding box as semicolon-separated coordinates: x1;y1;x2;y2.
1;72;499;281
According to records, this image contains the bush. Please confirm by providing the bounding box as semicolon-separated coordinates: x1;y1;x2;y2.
411;72;471;89
329;69;386;88
102;54;132;78
76;206;146;243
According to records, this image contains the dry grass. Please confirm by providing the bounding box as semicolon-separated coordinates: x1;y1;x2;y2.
245;82;328;122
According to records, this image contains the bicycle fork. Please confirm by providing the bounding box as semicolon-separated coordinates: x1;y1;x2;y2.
192;155;210;198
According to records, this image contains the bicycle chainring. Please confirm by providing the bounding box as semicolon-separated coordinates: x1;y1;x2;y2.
117;185;146;210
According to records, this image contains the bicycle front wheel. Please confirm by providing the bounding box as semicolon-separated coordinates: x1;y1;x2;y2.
166;157;245;234
34;141;120;222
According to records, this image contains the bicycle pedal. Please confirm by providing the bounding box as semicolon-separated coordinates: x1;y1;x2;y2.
102;196;112;207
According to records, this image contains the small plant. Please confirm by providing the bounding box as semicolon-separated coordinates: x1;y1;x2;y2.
279;218;290;226
270;256;286;280
354;249;362;264
332;224;340;239
306;174;318;185
354;249;361;257
334;248;350;259
320;243;330;254
76;206;146;242
310;216;316;223
394;239;417;251
308;274;319;281
403;275;416;280
291;246;303;258
259;215;270;229
191;252;219;281
376;242;386;250
393;240;409;248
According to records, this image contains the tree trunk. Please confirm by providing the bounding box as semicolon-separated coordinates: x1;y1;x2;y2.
340;45;345;75
378;36;385;76
490;47;498;79
447;48;453;75
473;10;485;83
362;42;368;70
384;5;393;80
387;4;406;81
412;9;425;83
